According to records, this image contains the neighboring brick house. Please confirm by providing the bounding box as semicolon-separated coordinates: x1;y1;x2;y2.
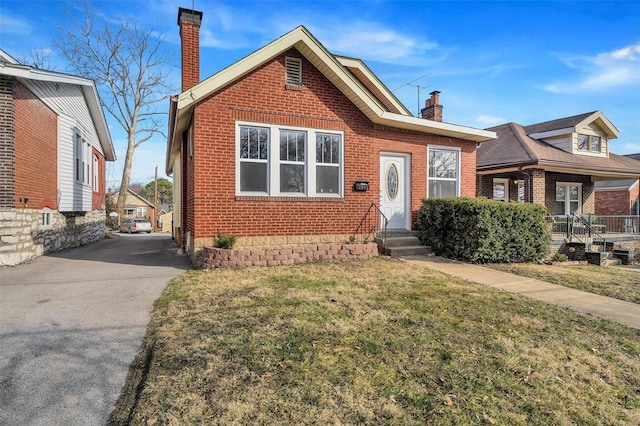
166;8;495;260
595;153;640;216
477;112;640;216
0;49;115;266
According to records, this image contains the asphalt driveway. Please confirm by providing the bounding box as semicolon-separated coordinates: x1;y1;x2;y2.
0;233;191;425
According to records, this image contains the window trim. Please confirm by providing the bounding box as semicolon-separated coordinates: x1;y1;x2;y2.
93;154;99;192
578;133;602;153
235;121;344;198
492;178;509;202
42;208;52;228
427;145;460;198
555;181;582;215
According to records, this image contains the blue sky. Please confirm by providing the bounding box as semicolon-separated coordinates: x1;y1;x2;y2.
1;0;639;187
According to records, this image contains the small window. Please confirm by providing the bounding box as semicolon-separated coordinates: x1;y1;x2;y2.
124;208;135;215
136;207;147;217
316;133;341;194
285;57;302;87
42;211;51;227
239;126;269;193
492;178;509;202
517;181;525;203
93;155;99;192
428;147;459;198
578;134;601;153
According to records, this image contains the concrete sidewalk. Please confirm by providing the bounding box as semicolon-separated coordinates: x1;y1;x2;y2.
400;255;640;330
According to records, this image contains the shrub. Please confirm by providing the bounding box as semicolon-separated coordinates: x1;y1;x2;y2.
213;231;237;249
416;197;550;263
553;252;568;262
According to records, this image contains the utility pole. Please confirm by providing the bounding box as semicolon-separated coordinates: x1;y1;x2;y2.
154;166;158;233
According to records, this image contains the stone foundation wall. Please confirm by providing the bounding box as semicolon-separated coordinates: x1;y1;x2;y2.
196;242;378;269
0;208;106;266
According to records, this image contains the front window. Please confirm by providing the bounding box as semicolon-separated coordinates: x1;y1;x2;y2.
124;208;135;216
239;126;269;193
555;183;581;215
492;178;509;202
136;207;147;218
578;134;601;153
237;122;343;197
428;147;459;198
517;181;525;203
279;130;306;193
316;133;340;194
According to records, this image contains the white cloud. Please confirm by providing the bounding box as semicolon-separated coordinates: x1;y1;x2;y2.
543;42;640;93
0;14;32;35
473;114;506;127
310;22;440;66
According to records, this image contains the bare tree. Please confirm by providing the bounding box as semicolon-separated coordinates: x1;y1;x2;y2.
20;49;57;70
54;4;173;219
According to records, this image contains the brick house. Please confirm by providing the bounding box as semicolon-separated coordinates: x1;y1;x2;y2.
595;153;640;216
477;112;640;216
0;49;115;266
166;8;495;260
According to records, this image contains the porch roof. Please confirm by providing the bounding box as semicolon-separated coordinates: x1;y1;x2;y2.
477;122;640;179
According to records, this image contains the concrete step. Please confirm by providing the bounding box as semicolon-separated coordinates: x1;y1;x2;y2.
385;245;431;257
603;258;622;267
385;236;422;247
384;230;420;238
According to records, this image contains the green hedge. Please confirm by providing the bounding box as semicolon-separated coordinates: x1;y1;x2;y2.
416;198;550;263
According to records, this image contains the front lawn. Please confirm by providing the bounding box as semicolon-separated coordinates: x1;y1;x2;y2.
112;258;640;425
488;263;640;304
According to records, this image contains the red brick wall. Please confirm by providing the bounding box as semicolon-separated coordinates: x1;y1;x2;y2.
595;187;636;215
187;49;477;240
13;81;58;209
545;173;593;214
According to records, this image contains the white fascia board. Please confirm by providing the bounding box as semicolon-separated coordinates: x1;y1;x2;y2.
379;112;496;142
81;85;116;162
335;56;412;116
528;127;574;140
577;111;619;139
0;62;94;87
531;164;640;179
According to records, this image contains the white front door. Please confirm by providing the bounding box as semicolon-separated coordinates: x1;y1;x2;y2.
380;153;410;230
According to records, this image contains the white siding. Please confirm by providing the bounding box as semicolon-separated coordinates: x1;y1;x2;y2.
24;79;101;212
542;135;572;152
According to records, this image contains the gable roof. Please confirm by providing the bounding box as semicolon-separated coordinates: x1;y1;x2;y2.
477;118;640;179
0;49;116;161
594;179;638;190
108;189;155;208
524;111;619;140
167;26;495;174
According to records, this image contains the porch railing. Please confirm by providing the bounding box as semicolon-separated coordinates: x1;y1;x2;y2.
547;214;640;238
353;203;388;249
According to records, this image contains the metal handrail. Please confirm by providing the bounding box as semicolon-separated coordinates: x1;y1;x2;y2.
352;203;388;249
569;214;607;252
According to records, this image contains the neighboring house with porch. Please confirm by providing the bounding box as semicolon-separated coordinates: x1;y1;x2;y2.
595;153;640;216
0;49;115;266
477;111;640;216
167;8;495;261
107;189;155;223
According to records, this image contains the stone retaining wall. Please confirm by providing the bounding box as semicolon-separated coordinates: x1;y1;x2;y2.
196;242;378;269
0;208;106;266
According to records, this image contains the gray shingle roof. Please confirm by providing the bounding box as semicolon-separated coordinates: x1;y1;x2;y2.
477;117;640;178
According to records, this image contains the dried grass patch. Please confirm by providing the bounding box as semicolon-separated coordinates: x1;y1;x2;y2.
123;258;640;425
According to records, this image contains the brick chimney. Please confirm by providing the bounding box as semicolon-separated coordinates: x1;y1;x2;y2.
421;90;443;122
178;7;203;91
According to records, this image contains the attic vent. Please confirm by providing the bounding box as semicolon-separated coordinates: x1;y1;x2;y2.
285;57;302;89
